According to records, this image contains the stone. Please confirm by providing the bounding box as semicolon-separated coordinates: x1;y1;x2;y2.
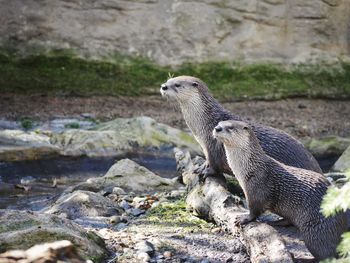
0;210;108;261
0;130;60;161
0;240;85;263
113;187;127;195
163;251;172;258
332;145;350;172
43;190;122;220
127;208;145;217
0;0;349;65
109;215;121;224
50;116;201;158
135;241;155;255
137;252;151;262
69;159;180;194
303;136;350;157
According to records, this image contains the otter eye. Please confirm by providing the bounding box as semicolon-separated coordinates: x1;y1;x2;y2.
243;126;248;130
175;83;181;88
192;82;198;87
228;126;234;131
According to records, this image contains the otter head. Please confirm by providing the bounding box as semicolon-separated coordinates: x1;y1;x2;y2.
213;120;253;150
160;76;209;104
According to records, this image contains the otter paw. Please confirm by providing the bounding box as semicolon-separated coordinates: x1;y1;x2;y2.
234;214;255;226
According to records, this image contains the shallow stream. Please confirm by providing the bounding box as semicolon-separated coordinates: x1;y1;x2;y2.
0;153;337;211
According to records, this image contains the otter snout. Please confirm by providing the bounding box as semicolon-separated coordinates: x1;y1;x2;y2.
161;84;168;91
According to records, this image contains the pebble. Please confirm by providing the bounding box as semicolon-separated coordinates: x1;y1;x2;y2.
119;200;131;210
135;240;155;255
114;222;128;230
211;227;221;234
109;215;121;224
113;187;126;195
137;252;151;262
128;208;145;217
163;251;172;258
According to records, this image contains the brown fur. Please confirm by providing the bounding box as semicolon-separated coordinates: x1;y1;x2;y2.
214;120;348;260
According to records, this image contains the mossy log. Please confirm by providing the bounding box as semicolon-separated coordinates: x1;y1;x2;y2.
174;148;293;263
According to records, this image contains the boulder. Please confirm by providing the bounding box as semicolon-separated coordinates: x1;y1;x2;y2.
0;130;60;161
68;159;179;194
43;190;122;220
304;136;350;157
332;145;350;173
0;210;108;261
51;116;201;157
0;240;85;263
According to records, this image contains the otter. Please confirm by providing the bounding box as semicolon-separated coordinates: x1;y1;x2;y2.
160;76;322;177
213;120;348;260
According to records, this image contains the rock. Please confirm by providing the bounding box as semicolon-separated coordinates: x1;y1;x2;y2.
0;130;60;161
0;0;349;65
332;145;350;172
137;252;151;262
0;210;108;261
50;116;201;157
39;119;96;132
135;241;155;255
119;200;131;211
304;136;350;157
163;251;172;258
43;190;122;220
69;159;180;194
109;215;121;224
0;240;85;263
127;208;145;217
211;227;221;234
113;187;126;195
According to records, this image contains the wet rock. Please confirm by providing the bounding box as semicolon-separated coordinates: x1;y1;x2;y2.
69;159;180;194
0;130;60;161
50;116;201;157
332;145;350;172
0;240;85;263
0;210;108;261
43;190;122;220
39;118;96;132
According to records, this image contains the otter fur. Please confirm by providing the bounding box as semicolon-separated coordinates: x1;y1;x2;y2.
213;120;348;260
160;76;322;177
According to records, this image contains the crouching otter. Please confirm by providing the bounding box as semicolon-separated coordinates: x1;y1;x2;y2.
160;76;322;178
213;120;347;260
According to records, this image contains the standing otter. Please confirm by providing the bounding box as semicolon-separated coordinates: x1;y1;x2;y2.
160;76;322;177
213;120;348;260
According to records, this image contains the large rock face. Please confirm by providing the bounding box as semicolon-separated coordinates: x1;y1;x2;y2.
0;0;349;65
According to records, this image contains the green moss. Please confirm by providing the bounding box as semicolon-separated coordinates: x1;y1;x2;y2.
20;117;35;130
146;199;212;231
0;219;40;233
1;49;350;100
65;122;80;129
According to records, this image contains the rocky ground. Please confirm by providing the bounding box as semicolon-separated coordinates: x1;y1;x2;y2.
0;94;349;139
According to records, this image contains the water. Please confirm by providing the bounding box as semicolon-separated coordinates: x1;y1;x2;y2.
0;154;177;211
0;153;338;211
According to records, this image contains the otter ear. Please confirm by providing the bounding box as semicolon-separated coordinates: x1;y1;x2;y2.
192;82;198;87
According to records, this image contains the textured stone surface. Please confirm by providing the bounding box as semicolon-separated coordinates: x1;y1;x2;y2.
0;0;349;65
51;116;201;157
332;145;350;172
43;190;122;220
0;210;108;261
68;158;179;194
